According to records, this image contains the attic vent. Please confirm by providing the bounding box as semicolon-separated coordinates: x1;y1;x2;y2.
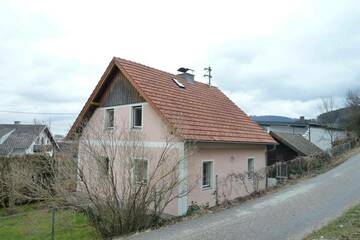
172;78;185;88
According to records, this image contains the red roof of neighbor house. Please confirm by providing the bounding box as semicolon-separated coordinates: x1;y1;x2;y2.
68;57;276;144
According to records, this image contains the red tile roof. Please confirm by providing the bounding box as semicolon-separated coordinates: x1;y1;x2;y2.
68;57;276;144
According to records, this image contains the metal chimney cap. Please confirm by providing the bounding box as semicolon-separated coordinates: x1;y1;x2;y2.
177;67;194;73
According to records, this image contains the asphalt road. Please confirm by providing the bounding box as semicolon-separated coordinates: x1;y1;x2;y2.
122;153;360;240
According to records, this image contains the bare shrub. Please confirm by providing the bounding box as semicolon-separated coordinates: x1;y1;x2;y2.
1;121;195;237
217;169;266;204
74;125;195;237
0;155;56;208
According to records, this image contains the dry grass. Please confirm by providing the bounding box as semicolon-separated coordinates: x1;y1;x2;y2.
304;202;360;240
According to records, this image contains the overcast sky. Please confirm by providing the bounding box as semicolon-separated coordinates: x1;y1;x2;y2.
0;0;359;135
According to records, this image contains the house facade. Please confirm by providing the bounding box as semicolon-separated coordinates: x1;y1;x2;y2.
68;57;276;216
256;120;346;151
0;122;59;157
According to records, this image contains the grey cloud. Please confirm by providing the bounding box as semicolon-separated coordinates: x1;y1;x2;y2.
209;3;360;105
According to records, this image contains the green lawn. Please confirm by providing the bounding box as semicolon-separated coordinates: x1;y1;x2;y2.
0;204;100;240
305;202;360;240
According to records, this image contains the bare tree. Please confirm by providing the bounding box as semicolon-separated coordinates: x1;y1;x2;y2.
319;97;338;146
346;89;360;137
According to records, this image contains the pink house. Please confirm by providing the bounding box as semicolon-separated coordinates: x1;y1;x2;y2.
68;57;276;216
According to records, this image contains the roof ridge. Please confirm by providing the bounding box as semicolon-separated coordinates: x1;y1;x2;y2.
114;57;214;88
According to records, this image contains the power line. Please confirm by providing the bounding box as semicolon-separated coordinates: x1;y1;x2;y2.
0;110;77;115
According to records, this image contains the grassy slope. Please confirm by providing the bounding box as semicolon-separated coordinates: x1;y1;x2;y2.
305;202;360;240
0;204;100;240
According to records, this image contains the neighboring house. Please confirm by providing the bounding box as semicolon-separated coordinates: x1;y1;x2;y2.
255;118;346;151
68;57;276;216
0;122;59;157
267;131;323;165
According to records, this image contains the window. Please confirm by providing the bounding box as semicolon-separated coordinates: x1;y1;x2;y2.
132;106;142;128
248;158;255;179
172;78;185;88
133;159;148;184
105;109;114;129
98;157;110;177
202;161;213;189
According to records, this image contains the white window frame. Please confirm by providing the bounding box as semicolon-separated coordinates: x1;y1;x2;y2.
247;157;255;179
133;158;149;184
104;108;115;130
131;105;143;129
201;160;214;191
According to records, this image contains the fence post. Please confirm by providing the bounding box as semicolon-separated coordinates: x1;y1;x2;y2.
51;207;57;240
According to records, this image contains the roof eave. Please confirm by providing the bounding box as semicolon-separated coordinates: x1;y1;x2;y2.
184;139;278;145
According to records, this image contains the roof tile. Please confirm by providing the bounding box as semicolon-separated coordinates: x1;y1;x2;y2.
114;58;275;144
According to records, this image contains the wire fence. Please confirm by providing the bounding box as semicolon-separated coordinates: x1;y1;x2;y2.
0;204;100;240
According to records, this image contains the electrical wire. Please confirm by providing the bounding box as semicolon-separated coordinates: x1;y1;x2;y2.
0;110;77;115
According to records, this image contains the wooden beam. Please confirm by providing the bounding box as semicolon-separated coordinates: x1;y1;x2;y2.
90;102;100;106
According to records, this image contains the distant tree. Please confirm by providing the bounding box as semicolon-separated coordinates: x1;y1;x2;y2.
319;97;338;145
346;90;360;137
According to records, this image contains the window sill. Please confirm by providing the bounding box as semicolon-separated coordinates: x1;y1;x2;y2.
201;186;213;191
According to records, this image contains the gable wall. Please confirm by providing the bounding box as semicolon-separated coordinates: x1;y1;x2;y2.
100;70;144;107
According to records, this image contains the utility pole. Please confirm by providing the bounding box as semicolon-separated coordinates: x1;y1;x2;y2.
204;66;212;87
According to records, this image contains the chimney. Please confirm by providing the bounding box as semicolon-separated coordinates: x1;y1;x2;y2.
177;67;194;83
14;121;21;125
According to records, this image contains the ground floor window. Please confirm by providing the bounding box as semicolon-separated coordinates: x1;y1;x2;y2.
134;159;148;184
98;157;110;177
202;161;213;189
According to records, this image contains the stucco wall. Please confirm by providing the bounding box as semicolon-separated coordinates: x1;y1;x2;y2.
308;127;346;151
187;143;267;208
82;102;170;142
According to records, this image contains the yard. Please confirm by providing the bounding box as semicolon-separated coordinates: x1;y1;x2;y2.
304;202;360;240
0;204;100;240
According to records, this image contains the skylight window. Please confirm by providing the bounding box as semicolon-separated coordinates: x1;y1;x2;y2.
172;78;185;88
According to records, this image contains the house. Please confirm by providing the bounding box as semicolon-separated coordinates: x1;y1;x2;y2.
0;122;59;157
267;131;323;165
255;117;346;151
68;57;276;216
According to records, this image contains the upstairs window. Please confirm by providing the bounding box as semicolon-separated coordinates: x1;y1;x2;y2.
248;158;255;179
202;161;213;189
105;109;114;129
132;106;142;129
133;159;148;184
